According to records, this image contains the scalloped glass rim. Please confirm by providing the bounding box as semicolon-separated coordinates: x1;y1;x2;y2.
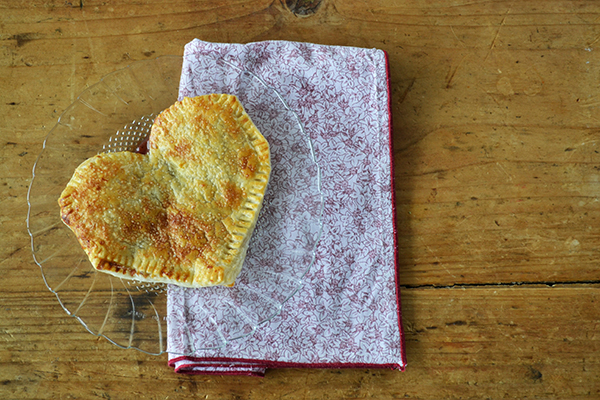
26;55;324;355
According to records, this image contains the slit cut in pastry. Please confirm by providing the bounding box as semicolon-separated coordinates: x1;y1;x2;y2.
59;94;271;288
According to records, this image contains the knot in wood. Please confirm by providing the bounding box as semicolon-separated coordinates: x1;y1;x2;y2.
284;0;322;17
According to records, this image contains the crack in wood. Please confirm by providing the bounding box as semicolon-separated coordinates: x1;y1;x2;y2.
400;279;600;290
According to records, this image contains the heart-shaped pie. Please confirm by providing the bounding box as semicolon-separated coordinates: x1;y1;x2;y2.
58;94;271;288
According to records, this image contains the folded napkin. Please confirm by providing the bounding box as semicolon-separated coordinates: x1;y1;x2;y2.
167;39;405;376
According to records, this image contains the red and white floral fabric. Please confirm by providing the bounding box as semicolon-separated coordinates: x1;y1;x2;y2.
168;39;405;376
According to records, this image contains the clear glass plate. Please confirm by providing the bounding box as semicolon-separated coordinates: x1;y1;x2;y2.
26;55;323;355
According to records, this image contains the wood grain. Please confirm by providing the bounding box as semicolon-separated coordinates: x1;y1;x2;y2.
2;0;600;398
1;286;599;398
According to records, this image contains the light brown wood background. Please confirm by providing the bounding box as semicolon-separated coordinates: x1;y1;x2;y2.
2;0;600;398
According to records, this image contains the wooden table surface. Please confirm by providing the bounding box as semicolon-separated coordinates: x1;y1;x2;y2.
2;0;600;398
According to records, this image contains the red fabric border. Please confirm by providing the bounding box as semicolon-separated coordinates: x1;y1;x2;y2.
383;49;408;370
169;355;404;375
173;364;265;377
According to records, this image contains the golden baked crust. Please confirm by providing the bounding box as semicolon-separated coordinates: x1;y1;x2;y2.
58;94;271;287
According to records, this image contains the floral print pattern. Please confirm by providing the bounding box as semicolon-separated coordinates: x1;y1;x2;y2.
168;40;405;375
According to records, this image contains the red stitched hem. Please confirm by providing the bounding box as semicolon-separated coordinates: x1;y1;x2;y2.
169;355;405;375
383;49;407;370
